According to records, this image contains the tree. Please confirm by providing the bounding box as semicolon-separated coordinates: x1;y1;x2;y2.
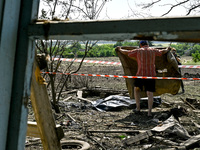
39;0;108;20
38;0;109;112
192;51;200;62
122;41;138;47
113;41;123;47
69;41;82;55
134;0;200;17
36;40;70;112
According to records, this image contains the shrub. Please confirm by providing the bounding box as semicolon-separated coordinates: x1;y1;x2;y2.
192;51;200;62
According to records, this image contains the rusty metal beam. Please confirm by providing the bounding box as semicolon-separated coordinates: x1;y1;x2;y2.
28;16;200;42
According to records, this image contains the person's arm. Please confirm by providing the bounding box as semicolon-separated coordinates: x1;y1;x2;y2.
116;46;134;56
160;47;171;54
176;56;181;62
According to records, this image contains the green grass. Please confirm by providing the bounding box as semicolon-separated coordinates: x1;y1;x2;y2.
180;56;200;65
183;61;200;65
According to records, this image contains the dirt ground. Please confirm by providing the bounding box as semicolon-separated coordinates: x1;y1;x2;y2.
26;57;200;150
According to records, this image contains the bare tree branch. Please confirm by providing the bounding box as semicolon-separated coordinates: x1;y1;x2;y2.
94;0;107;19
38;0;108;111
161;0;190;16
52;0;58;18
42;0;54;19
134;0;200;17
142;0;162;9
65;0;73;19
127;0;150;18
57;41;91;102
186;4;200;15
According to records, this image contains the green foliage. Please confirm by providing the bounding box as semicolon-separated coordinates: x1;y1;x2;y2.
172;43;190;55
47;41;200;59
61;43;86;58
122;41;138;47
169;43;200;56
190;44;200;55
69;42;82;54
119;135;126;139
192;51;200;63
87;44;115;57
113;41;123;47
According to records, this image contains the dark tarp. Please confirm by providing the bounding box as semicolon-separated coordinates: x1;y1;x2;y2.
92;95;161;112
116;47;181;99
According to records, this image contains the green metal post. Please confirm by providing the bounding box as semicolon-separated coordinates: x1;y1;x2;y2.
0;0;21;149
6;0;39;150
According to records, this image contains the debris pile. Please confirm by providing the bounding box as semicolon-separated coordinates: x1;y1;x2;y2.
26;85;200;149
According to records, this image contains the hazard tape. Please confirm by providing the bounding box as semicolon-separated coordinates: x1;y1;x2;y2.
52;58;121;65
53;58;200;68
178;65;200;68
41;72;200;80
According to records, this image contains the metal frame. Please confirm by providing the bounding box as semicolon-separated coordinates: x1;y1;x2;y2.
1;0;200;149
6;0;39;149
29;16;200;42
0;0;39;150
0;0;22;149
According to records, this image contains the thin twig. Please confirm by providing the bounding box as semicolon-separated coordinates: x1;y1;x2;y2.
86;134;107;150
142;0;162;9
180;97;196;110
66;113;76;122
88;129;145;133
162;0;190;16
186;4;200;15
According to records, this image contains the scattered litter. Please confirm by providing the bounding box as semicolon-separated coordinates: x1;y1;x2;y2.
152;115;191;139
92;95;161;111
124;130;153;145
180;134;200;148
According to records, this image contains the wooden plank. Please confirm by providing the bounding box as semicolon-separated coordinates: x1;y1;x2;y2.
27;121;64;140
27;122;40;138
124;130;153;145
28;16;200;42
30;59;61;150
77;97;92;103
151;136;179;146
88;130;146;133
180;134;200;148
63;96;72;102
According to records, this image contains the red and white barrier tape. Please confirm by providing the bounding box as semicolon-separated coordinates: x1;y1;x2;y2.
52;58;121;65
41;72;200;80
178;65;200;68
53;58;200;68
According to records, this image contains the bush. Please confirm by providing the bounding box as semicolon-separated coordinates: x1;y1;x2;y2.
192;51;200;63
122;41;138;47
87;44;115;57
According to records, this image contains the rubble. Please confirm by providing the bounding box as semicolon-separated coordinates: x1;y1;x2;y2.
27;83;200;149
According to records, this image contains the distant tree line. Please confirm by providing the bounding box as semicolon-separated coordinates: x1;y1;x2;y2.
170;43;200;62
58;41;140;58
50;41;200;62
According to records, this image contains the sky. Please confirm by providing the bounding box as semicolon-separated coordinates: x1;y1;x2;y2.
39;0;190;20
99;0;187;19
38;0;193;44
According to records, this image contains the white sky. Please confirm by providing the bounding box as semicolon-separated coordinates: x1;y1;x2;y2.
39;0;198;20
100;0;187;19
39;0;190;20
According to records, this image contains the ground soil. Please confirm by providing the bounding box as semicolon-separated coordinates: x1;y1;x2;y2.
26;56;200;150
